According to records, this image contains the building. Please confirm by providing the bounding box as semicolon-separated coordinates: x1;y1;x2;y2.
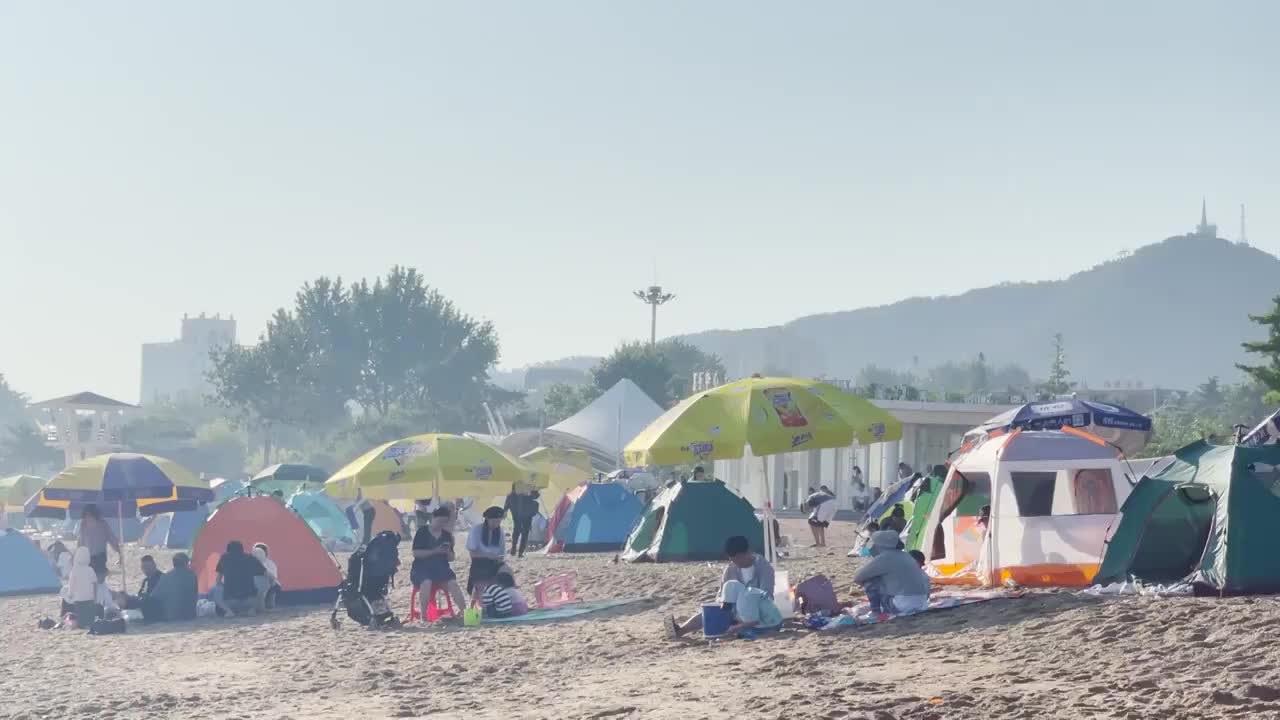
140;313;236;405
1194;199;1218;239
30;391;137;467
715;398;1018;511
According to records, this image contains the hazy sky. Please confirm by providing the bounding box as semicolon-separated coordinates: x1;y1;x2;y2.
3;2;1278;403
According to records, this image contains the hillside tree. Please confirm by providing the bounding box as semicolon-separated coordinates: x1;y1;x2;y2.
1238;295;1280;404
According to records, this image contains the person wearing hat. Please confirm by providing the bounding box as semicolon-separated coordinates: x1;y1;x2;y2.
466;506;508;603
853;530;931;615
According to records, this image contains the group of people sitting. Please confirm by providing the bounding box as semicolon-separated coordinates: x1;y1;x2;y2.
411;504;529;621
208;540;282;617
49;541;199;628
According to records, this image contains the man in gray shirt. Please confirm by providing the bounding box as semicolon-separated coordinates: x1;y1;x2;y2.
853;530;931;615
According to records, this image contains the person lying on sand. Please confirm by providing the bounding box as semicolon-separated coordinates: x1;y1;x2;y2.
665;535;775;638
853;531;930;615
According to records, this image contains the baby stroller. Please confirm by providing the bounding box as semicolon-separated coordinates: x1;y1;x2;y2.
330;530;402;629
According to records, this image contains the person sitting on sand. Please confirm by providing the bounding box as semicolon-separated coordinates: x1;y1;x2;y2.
412;506;467;619
124;555;164;610
252;543;281;609
665;535;776;638
880;504;908;535
144;553;199;622
48;541;72;581
210;541;267;617
721;579;784;637
466;506;507;603
853;530;931;615
804;487;838;547
908;550;926;568
481;570;526;619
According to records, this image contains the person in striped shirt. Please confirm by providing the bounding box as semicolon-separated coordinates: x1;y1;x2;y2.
481;570;519;618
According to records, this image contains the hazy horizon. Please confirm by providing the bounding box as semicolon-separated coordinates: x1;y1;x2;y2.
3;2;1278;402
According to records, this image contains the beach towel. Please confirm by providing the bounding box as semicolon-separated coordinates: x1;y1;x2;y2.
818;588;1026;630
481;598;641;624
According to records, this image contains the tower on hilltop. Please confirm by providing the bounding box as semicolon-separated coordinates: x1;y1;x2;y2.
1195;198;1218;239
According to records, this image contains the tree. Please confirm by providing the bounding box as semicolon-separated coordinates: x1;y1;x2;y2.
656;339;725;398
0;374;29;432
541;383;599;425
591;342;676;407
1238;295;1280;404
971;352;989;393
1043;333;1072;397
0;423;61;475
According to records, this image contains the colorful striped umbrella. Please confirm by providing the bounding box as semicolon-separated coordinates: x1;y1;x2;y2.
24;453;212;520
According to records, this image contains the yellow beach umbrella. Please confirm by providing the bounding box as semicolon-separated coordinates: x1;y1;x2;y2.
1;474;45;513
520;447;594;514
624;376;902;466
325;433;546;501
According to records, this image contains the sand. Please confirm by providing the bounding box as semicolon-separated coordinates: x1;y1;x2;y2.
3;518;1279;720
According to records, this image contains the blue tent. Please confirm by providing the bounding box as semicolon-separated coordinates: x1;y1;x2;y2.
287;492;357;550
140;514;172;547
0;529;60;596
140;507;208;549
969;399;1152;456
547;482;644;553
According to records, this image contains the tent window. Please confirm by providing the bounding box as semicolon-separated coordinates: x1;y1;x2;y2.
1010;472;1056;517
1072;469;1118;514
1250;463;1280;497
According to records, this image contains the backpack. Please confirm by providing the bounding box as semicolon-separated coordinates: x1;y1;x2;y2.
88;618;127;635
794;574;839;615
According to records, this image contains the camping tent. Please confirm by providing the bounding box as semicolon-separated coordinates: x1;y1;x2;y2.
623;479;764;562
544;482;644;553
350;499;404;544
140;507;208;549
1;475;45;529
904;473;944;552
920;429;1133;587
288;492;357;551
549;379;664;461
192;496;341;605
210;477;247;503
1094;440;1280;594
0;529;60;596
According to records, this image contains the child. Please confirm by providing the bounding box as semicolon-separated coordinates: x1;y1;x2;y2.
66;547;100;628
481;571;518;619
252;543;281;609
666;536;775;638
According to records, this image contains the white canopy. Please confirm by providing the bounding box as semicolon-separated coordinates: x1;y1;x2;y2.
549;379;663;459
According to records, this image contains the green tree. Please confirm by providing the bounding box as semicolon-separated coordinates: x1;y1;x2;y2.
1238;295;1280;404
656;339;725;398
541;383;600;424
0;423;61;474
0;374;29;432
971;352;990;393
1042;333;1072;398
591;342;676;407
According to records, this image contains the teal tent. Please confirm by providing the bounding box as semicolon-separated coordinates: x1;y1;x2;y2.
1095;441;1280;594
0;529;60;596
287;491;357;550
623;480;763;562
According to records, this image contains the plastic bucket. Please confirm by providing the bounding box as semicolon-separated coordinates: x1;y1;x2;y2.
702;603;733;637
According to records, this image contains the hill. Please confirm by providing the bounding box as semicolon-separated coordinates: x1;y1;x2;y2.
675;235;1280;389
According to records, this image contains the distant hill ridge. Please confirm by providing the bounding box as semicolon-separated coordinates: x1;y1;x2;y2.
674;235;1280;388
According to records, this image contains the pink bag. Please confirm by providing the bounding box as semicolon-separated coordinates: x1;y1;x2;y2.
795;574;839;615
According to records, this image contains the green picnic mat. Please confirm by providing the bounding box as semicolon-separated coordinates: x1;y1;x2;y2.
481;598;642;624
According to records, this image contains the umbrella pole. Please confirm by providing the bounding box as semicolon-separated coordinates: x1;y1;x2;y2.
762;456;776;564
118;500;127;595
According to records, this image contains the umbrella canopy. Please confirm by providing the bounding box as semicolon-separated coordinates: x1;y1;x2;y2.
24;453;212;519
623;376;903;467
325;433;546;501
250;463;329;496
0;475;45;512
967;399;1152;456
1241;409;1280;447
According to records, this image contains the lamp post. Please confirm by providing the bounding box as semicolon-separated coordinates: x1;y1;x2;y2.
633;285;675;345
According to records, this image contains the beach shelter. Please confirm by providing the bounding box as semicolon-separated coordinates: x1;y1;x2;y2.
920;430;1133;587
1094;441;1280;594
192;496;341;605
544;482;643;553
967;400;1153;457
1;475;45;529
549;379;665;461
140;507;208;549
0;529;60;596
623;479;764;562
250;464;328;497
288;491;357;550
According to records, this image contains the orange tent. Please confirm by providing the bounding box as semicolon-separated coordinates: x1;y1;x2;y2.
192;496;342;605
354;499;404;542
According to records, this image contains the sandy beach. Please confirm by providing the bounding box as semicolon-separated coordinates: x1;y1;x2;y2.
3;518;1278;720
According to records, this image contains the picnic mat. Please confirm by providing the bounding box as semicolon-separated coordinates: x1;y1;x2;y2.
482;599;643;624
818;588;1026;630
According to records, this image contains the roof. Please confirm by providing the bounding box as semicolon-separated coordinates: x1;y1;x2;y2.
549;379;663;457
31;391;137;409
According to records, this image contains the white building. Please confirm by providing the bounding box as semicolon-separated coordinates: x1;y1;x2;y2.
715;398;1018;511
140;313;236;405
31;391;137;467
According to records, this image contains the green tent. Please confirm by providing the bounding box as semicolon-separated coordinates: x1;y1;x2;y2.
251;464;328;497
1094;441;1280;594
622;479;763;562
904;473;943;552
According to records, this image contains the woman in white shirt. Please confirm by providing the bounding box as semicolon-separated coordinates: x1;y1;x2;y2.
466;506;507;603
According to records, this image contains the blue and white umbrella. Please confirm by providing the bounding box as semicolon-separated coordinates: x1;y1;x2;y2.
1241;409;1280;447
968;399;1153;456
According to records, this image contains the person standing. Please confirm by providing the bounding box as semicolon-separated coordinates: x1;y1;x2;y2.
77;504;121;582
804;487;839;547
504;487;539;558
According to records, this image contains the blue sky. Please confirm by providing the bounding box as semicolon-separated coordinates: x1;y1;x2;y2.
2;2;1277;402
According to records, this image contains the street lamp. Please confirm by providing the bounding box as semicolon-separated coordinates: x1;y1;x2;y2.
633;285;675;345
